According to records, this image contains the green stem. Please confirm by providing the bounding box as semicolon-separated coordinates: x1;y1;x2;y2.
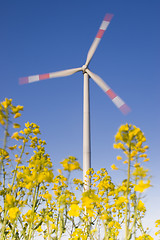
10;140;26;192
127;199;139;240
0;109;9;240
28;184;40;240
125;144;131;240
102;220;109;240
58;210;63;240
46;202;51;240
18;216;27;240
11;221;18;240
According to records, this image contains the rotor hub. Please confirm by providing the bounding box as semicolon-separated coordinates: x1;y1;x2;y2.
82;65;87;73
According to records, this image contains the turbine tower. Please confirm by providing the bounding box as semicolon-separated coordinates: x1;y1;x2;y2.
19;13;130;190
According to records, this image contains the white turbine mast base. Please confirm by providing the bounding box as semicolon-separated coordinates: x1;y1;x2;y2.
19;13;131;191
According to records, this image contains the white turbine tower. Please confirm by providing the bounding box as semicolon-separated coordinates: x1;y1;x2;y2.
19;13;130;190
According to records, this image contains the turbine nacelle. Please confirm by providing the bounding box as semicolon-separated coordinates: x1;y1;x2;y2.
82;65;87;73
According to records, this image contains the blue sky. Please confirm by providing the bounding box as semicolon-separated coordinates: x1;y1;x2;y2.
1;0;160;236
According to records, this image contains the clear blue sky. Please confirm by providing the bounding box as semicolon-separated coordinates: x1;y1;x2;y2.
1;0;160;236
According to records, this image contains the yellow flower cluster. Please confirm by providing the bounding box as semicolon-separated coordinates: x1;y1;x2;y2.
60;156;81;171
111;124;152;239
0;98;23;126
155;219;160;237
0;99;157;240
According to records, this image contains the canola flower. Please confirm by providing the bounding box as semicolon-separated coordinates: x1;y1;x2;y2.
134;180;151;193
111;164;118;170
68;204;81;217
112;123;152;240
0;99;158;240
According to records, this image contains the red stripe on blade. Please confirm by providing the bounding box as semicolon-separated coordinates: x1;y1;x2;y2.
104;13;114;22
39;73;50;80
96;29;105;39
19;77;29;85
106;89;117;99
119;104;131;115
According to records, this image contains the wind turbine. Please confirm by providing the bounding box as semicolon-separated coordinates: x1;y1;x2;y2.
19;13;130;190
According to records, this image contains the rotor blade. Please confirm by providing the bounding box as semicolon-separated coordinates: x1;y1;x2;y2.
85;13;114;66
19;67;82;85
86;69;131;115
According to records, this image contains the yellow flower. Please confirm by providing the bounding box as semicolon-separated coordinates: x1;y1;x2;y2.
60;157;81;171
37;171;53;183
11;132;19;140
123;160;128;164
32;128;40;135
114;221;121;229
68;204;81;217
143;158;149;162
12;105;23;113
15;158;22;164
82;196;93;209
1;101;8;109
155;219;160;228
111;164;118;170
144;145;149;149
131;150;138;157
5;194;15;206
101;213;110;221
8;207;20;220
142;137;146;142
25;182;33;190
13;123;21;128
136;235;153;240
134;180;151;193
41;192;52;202
134;163;140;167
137;200;146;212
87;209;95;217
1;98;12;108
69;161;81;171
36;226;43;232
155;231;160;236
115;196;128;207
51;223;57;230
57;169;62;174
115;132;122;142
14;113;21;119
132;167;148;178
116;156;122;160
8;145;17;150
119;124;129;132
108;221;114;228
136;141;142;148
129;131;134;140
139;154;147;158
60;159;69;170
0;119;5;125
24;128;31;135
16;105;23;111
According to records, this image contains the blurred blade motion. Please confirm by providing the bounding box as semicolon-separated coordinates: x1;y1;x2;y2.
85;13;114;66
19;67;83;85
86;69;131;115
